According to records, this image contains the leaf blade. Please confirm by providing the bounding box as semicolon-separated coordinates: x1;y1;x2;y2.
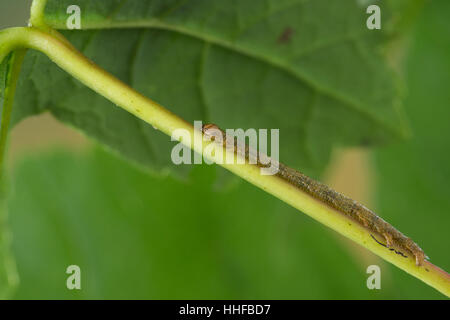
11;0;406;176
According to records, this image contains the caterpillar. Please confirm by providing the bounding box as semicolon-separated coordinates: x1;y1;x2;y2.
202;123;427;266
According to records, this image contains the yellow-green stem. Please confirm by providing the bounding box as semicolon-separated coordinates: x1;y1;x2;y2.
0;50;26;176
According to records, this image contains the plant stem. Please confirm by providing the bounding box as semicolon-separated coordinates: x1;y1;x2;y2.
0;50;24;298
0;26;449;297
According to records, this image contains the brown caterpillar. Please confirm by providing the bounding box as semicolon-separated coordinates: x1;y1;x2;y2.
202;123;427;266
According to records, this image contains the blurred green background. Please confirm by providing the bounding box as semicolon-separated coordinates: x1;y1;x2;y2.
0;0;449;299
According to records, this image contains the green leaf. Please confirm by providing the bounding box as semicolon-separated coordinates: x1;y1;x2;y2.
375;0;450;299
10;0;406;177
9;147;402;299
